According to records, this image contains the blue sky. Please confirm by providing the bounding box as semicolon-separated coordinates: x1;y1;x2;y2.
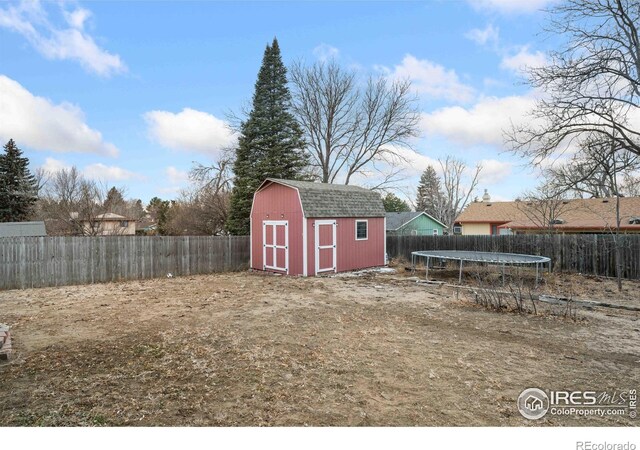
0;0;560;205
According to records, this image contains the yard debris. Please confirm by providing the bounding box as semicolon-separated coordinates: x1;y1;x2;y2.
333;267;397;278
0;324;12;361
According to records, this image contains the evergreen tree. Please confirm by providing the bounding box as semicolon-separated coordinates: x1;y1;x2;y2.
0;139;38;222
227;38;307;235
103;186;126;213
147;197;171;235
382;192;411;212
415;166;445;220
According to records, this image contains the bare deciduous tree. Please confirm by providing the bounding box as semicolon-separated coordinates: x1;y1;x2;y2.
517;184;574;234
189;148;234;195
508;0;640;162
175;151;235;235
539;134;637;290
514;183;574;272
289;60;420;186
439;157;482;230
166;186;230;236
35;167;133;235
546;138;640;198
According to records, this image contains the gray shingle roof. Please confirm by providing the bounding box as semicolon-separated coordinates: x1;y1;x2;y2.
263;178;385;218
0;221;47;237
385;211;448;230
385;212;422;230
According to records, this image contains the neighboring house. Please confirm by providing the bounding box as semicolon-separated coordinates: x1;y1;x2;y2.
386;211;447;236
0;221;47;238
136;218;158;235
455;195;640;235
82;213;136;236
250;178;386;276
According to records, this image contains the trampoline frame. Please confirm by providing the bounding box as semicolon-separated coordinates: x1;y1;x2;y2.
411;250;552;286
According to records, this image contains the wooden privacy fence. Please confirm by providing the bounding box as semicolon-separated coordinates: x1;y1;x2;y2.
387;234;640;280
0;235;250;290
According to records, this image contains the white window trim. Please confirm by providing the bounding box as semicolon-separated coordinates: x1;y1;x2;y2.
432;229;439;236
355;219;368;241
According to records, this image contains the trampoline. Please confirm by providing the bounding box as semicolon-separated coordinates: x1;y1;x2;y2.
411;250;551;285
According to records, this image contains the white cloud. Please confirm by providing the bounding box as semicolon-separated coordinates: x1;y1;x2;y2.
0;75;119;156
0;1;126;77
144;108;236;155
465;24;499;46
83;163;141;181
383;54;475;103
468;0;557;14
501;46;547;73
40;157;71;174
165;166;189;185
477;159;513;185
420;94;536;147
63;7;91;30
40;157;142;182
388;146;440;177
313;43;339;62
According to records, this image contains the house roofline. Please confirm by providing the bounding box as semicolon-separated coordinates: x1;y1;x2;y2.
501;224;640;231
388;211;448;231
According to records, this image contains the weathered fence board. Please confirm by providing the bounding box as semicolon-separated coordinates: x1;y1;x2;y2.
0;235;250;290
387;234;640;280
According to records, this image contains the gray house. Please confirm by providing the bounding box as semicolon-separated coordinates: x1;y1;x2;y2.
0;221;47;238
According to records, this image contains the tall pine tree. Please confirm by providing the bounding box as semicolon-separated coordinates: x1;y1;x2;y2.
226;38;307;235
382;192;411;212
415;166;445;220
0;139;38;222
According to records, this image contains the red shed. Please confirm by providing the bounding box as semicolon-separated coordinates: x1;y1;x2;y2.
250;178;386;276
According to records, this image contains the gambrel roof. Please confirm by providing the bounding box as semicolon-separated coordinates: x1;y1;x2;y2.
259;178;385;218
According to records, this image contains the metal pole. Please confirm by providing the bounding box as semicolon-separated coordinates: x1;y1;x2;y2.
426;256;430;281
535;262;539;288
501;264;505;286
411;253;415;275
458;259;463;284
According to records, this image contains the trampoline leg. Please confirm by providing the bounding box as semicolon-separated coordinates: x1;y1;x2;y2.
458;259;463;284
411;254;415;275
426;256;430;281
501;264;505;286
535;263;539;288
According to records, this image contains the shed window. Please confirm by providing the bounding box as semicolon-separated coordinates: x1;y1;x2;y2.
432;229;439;236
355;220;368;240
120;221;129;228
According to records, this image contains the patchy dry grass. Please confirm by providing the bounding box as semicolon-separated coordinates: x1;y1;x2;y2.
0;271;638;426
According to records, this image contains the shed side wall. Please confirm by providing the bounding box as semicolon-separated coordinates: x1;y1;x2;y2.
307;217;385;274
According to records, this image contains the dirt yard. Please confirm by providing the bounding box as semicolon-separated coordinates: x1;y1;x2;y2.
0;269;638;426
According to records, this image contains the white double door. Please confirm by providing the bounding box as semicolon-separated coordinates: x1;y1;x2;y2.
263;220;288;273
